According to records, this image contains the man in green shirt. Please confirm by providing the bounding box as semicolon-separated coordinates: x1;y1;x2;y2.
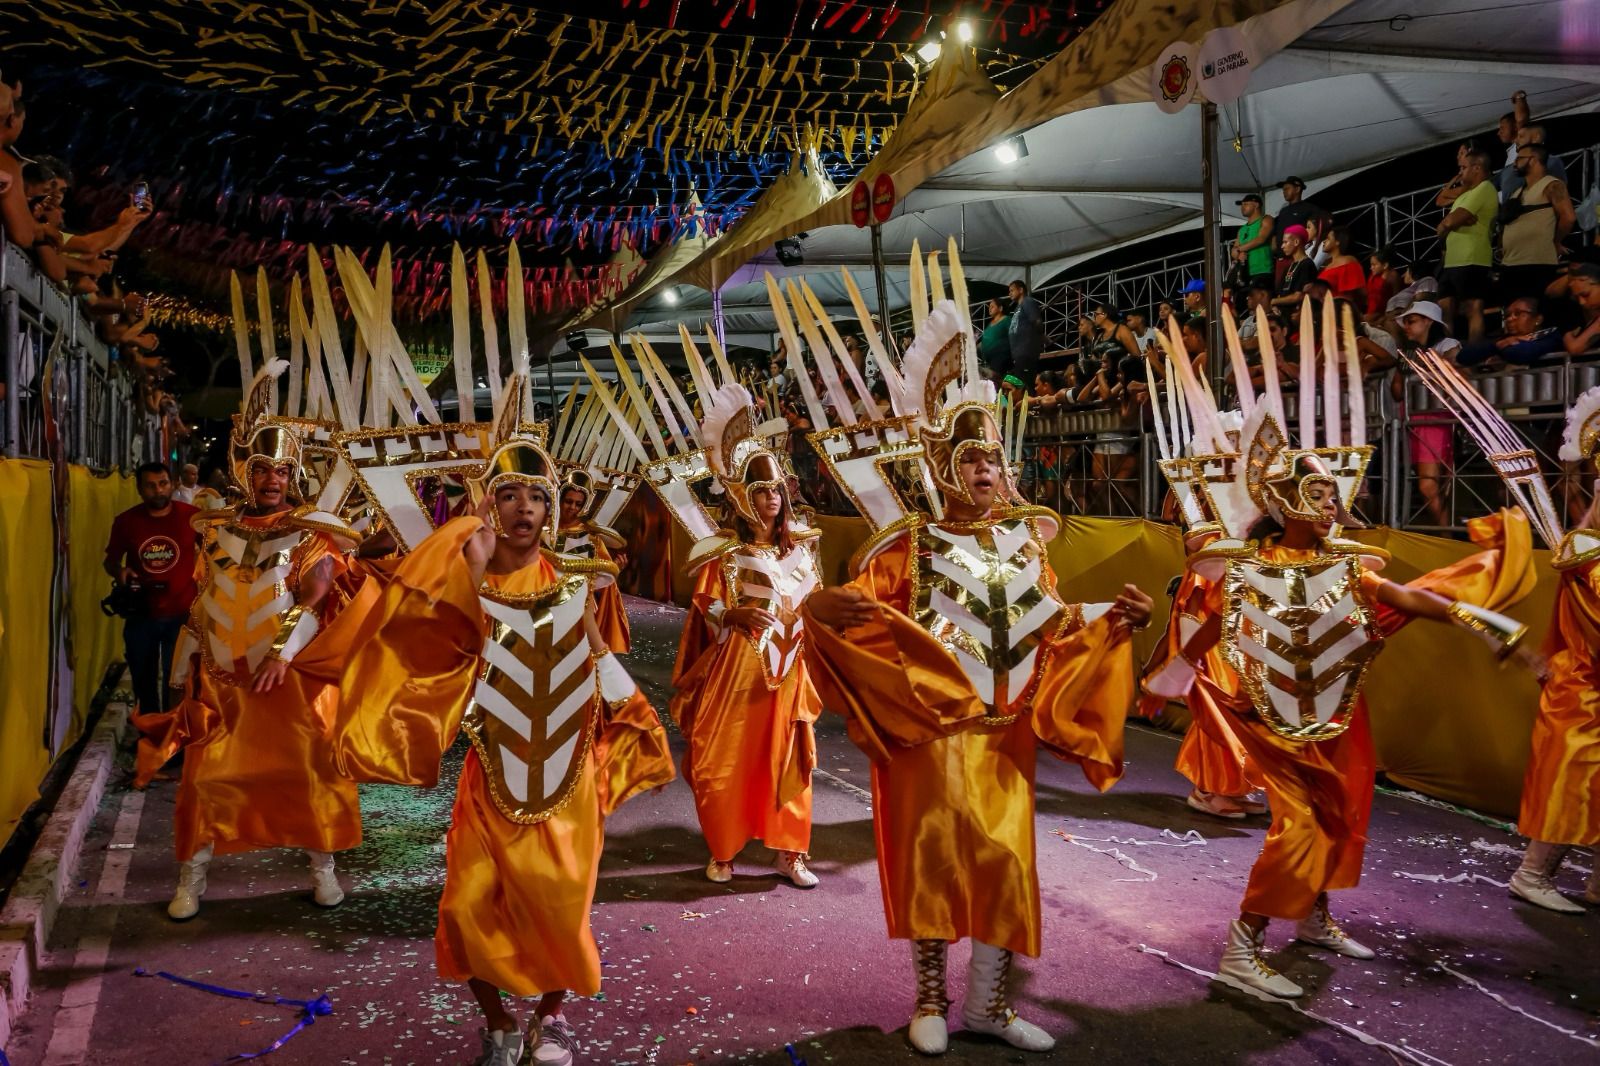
1232;193;1275;289
1437;149;1496;341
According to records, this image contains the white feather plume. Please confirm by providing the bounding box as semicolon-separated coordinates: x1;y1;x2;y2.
1561;385;1600;461
891;299;992;421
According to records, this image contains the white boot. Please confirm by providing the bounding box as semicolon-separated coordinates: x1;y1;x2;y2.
774;850;819;888
961;941;1055;1052
1294;901;1376;959
168;844;213;921
306;850;345;908
1510;841;1584;914
472;1026;526;1066
907;940;949;1055
1217;919;1303;998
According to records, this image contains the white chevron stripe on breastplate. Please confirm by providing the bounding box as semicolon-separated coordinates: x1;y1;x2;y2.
727;543;818;688
198;522;306;678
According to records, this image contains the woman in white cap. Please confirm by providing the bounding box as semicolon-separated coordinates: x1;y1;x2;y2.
1397;300;1461;528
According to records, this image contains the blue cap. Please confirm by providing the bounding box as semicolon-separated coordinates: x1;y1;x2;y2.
1181;279;1205;294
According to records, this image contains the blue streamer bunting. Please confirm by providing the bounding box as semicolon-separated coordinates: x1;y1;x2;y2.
133;967;333;1064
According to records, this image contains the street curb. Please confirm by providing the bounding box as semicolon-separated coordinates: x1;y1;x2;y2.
0;668;131;1052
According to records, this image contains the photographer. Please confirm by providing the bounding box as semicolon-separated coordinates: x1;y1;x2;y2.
104;462;200;714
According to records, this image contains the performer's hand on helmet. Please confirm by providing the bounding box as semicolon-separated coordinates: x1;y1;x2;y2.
806;586;875;631
252;657;291;693
724;606;778;633
1111;583;1154;630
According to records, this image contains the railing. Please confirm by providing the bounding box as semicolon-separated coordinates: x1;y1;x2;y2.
1;241;153;471
1010;357;1599;534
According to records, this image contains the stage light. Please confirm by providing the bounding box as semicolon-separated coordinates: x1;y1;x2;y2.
775;236;805;267
916;34;944;64
993;135;1029;166
954;21;974;42
663;288;679;305
565;330;589;351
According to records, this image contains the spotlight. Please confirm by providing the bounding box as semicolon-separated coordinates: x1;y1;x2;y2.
916;34;944;64
663;288;679;305
954;21;974;42
775;236;805;267
565;330;589;351
993;135;1029;166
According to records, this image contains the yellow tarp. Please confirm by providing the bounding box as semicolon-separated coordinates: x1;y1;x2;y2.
670;514;1552;819
0;459;138;834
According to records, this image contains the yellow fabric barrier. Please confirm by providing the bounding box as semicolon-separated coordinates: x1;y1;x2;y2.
0;459;137;835
661;514;1551;819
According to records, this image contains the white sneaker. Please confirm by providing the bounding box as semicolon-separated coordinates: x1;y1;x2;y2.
530;1013;579;1065
774;851;819;888
908;1012;948;1055
1294;905;1376;959
1217;919;1303;998
306;850;345;908
1186;790;1248;820
705;859;733;883
961;941;1055;1052
472;1027;525;1066
1510;868;1586;914
167;845;212;921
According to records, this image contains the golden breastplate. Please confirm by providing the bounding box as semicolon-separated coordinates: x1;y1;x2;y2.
196;520;305;681
1220;554;1384;740
723;543;819;689
464;573;598;824
912;518;1065;717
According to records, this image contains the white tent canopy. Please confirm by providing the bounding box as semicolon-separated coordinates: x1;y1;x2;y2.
608;0;1599;337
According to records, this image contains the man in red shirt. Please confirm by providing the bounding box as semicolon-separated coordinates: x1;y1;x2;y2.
104;462;200;714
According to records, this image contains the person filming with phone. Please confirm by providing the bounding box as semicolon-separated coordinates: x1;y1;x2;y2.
104;462;201;716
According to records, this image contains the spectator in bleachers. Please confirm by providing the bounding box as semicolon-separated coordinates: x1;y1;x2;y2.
1501;123;1568;200
1235;282;1272;355
1231;193;1275;289
1436;141;1479;210
1180;278;1205;315
1126;308;1160;355
1006;278;1044;385
1273;176;1317;247
0;90;48;276
1498;142;1575;304
1397;300;1461;528
1458;296;1566;366
979;297;1012;376
1366;246;1401;325
1156;299;1179;334
1083;302;1139;359
1273;225;1316;311
1437;148;1497;342
1180;314;1209;380
1562;263;1600;356
1497;90;1531;172
1317;225;1367;313
1305;212;1336;269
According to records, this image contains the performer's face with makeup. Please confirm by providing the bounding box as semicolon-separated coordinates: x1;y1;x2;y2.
957;448;1002;515
752;485;784;527
1291;479;1338;537
495;483;548;549
249;461;293;511
559;488;586;528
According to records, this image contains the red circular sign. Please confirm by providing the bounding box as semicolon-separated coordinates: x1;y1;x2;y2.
850;181;871;229
872;174;896;225
139;535;180;575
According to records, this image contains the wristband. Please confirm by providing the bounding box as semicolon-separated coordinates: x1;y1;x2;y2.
594;652;638;708
1445;601;1527;659
269;605;320;663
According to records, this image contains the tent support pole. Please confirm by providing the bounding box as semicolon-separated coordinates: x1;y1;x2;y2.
713;286;727;352
871;223;891;348
1200;100;1223;391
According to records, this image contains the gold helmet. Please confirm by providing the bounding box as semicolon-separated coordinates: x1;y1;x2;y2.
920;399;1014;507
720;439;790;526
1259;451;1358;527
470;372;559;539
557;466;598;521
702;382;790;527
229;359;305;505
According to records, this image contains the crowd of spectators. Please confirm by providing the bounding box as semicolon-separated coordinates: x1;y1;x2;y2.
0;77;186;437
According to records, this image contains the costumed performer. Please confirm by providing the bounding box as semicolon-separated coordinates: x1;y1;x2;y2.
786;241;1155;1055
581;333;823;887
1406;354;1600;913
1145;299;1539;998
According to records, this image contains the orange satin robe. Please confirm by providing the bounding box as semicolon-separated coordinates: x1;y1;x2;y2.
171;513;363;862
1140;568;1259;798
1520;561;1600;846
672;556;818;860
803;533;1134;957
1207;522;1531;921
335;518;675;997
